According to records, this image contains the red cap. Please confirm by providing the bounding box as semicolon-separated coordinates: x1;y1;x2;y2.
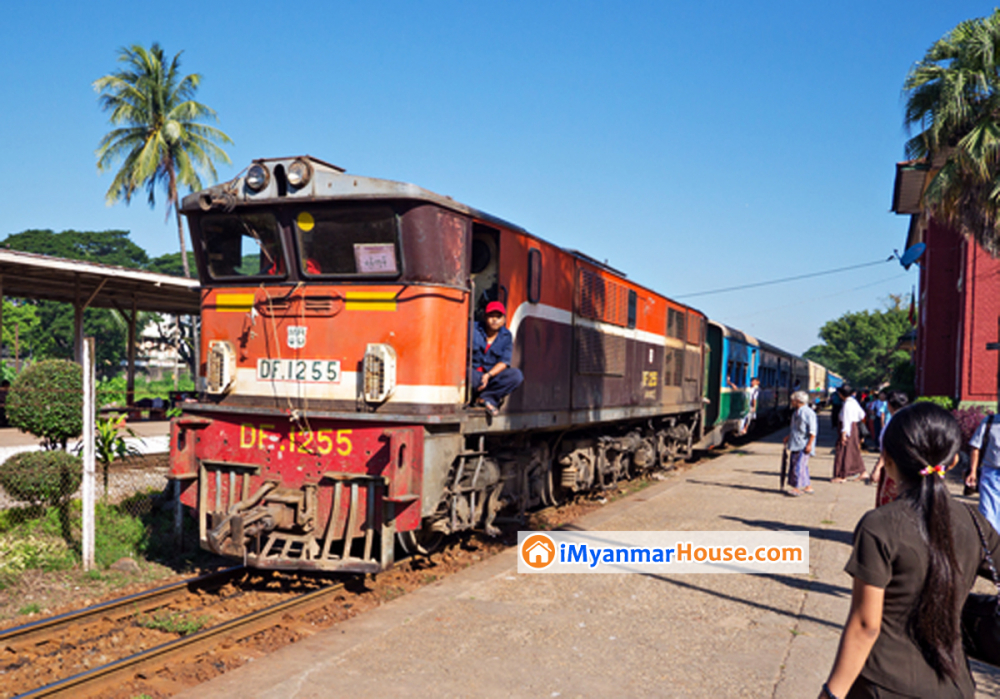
485;301;506;316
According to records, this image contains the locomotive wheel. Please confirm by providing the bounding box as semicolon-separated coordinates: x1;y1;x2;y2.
397;524;445;556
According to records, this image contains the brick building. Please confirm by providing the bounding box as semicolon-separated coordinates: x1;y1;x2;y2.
892;160;1000;407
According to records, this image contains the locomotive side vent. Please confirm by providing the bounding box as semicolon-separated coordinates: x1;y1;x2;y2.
363;343;397;403
207;341;237;394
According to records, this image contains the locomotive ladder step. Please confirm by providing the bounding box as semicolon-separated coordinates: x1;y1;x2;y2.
383;494;419;503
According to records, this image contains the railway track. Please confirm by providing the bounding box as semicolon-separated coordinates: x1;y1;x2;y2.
2;567;346;699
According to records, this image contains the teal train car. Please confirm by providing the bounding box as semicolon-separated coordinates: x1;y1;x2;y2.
701;321;759;447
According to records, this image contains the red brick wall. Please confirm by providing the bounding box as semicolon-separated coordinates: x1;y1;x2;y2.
959;238;1000;403
917;219;962;397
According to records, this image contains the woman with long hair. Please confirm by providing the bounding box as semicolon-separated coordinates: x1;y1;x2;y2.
820;403;1000;699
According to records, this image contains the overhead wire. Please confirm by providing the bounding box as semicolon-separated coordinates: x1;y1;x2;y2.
677;257;897;299
725;272;912;321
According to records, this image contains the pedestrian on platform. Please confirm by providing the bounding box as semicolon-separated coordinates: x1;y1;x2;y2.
832;385;868;484
820;403;1000;699
965;410;1000;534
868;391;909;508
783;390;817;496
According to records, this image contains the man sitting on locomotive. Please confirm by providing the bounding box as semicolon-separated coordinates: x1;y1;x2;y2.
471;301;524;417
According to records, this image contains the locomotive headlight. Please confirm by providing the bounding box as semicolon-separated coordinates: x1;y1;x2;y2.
245;164;270;192
363;344;397;404
287;158;313;188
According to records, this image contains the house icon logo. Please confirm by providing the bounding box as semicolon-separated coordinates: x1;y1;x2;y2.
520;533;556;569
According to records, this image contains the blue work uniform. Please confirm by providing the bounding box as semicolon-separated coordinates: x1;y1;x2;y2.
471;323;523;410
970;417;1000;534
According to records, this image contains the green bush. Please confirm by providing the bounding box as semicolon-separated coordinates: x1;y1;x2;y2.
0;450;82;507
915;395;955;411
7;360;82;448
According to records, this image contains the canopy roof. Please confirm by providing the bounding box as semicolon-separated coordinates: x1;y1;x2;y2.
0;248;200;314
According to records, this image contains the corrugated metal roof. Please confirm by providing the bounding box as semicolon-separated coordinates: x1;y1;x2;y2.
892;160;929;215
0;249;200;314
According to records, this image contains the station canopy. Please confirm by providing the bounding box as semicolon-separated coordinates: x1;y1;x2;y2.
0;248;199;314
0;248;201;403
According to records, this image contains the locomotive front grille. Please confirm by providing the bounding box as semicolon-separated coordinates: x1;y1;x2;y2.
207;341;236;394
363;343;397;403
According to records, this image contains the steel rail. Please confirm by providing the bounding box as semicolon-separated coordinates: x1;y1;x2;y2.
0;566;244;649
16;579;346;699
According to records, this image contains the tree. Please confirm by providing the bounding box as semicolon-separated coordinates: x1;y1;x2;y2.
804;299;912;388
4;229;149;268
147;251;196;277
6;359;83;450
94;43;233;278
903;9;1000;255
1;230;147;376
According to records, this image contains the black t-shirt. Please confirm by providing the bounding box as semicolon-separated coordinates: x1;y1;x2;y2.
845;496;1000;698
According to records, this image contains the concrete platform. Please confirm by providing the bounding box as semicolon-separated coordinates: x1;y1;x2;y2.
179;426;1000;699
0;420;170;462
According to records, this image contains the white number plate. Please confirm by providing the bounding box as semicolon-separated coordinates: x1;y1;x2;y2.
257;359;341;383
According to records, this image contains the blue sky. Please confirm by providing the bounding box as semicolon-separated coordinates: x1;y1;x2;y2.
0;1;991;354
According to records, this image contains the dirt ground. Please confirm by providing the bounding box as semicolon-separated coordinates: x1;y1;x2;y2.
0;453;696;698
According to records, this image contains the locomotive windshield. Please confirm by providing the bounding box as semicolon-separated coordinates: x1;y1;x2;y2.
294;205;401;278
200;212;285;280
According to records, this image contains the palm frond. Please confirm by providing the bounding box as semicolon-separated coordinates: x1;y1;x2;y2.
94;40;232;251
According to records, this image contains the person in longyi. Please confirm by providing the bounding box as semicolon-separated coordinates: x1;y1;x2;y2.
832;385;867;484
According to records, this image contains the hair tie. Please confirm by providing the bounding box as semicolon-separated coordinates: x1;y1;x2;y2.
919;464;946;478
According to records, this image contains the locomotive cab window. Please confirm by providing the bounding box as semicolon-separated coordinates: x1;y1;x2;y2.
200;212;284;280
296;205;401;277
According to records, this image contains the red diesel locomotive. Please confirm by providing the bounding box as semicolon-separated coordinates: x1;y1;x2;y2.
169;156;706;572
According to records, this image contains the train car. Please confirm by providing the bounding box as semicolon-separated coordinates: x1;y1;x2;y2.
826;370;844;397
791;356;809;402
700;321;758;446
168;156;707;573
756;340;793;428
807;360;828;408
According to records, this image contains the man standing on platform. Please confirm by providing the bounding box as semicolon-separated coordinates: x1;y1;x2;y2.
966;412;1000;534
783;390;817;496
832;385;868;483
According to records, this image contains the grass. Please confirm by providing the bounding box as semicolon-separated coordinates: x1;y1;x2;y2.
135;609;211;636
18;603;40;616
0;488;187;589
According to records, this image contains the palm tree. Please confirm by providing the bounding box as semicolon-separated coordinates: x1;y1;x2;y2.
94;43;233;278
903;10;1000;256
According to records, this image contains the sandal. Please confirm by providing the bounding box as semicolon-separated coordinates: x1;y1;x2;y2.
484;402;499;417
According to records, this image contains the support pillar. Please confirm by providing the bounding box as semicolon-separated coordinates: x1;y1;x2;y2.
81;337;96;571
